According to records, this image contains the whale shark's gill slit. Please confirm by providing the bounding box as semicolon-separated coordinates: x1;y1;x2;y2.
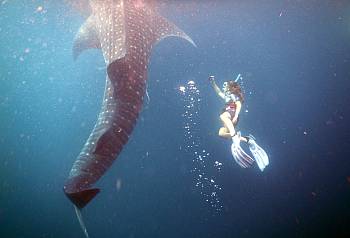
74;205;90;238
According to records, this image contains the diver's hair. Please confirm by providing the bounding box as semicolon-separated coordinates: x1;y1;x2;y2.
227;81;244;103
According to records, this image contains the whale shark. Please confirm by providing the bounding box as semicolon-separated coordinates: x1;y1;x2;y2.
63;0;195;212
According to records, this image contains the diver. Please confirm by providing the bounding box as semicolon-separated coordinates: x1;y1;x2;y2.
208;75;269;171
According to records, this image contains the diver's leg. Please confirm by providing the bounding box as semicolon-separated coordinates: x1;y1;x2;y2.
220;112;236;137
218;127;231;139
240;136;248;143
218;127;252;143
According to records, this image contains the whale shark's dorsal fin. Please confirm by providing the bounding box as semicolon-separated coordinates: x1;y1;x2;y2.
72;0;196;62
73;16;101;60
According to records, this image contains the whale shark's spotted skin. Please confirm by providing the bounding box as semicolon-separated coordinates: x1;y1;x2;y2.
64;0;195;209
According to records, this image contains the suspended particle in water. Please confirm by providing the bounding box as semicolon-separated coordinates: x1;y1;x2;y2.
36;6;43;13
115;178;122;192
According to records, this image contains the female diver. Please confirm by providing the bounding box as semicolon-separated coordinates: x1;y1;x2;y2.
209;75;269;171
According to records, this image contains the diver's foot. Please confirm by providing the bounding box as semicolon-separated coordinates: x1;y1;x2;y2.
232;131;241;143
232;135;236;142
245;134;256;145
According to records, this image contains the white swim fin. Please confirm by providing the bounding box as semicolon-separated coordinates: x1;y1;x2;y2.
247;135;269;172
231;132;254;168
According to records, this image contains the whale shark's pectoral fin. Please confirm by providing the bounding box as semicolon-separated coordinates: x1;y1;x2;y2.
73;16;101;60
152;13;197;48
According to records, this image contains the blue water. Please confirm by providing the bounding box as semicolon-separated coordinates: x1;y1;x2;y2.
1;1;350;237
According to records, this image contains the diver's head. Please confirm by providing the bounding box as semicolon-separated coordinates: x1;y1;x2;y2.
224;80;244;102
228;81;241;94
223;80;240;94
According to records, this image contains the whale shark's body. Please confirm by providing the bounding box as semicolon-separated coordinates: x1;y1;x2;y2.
63;0;195;210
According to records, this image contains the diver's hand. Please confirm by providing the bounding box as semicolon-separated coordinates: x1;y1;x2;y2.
208;75;215;82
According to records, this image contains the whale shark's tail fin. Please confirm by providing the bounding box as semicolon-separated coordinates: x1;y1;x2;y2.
65;188;100;209
74;205;90;238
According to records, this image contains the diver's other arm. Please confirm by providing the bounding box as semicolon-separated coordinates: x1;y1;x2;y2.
232;100;242;123
209;76;225;99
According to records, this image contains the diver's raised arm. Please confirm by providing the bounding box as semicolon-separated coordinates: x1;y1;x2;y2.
209;76;225;99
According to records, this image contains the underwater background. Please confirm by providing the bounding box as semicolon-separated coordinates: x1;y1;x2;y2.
1;0;350;237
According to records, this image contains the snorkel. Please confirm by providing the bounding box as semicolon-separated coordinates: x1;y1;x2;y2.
235;73;242;83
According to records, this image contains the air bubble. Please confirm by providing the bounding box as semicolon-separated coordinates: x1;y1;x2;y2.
181;80;223;213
